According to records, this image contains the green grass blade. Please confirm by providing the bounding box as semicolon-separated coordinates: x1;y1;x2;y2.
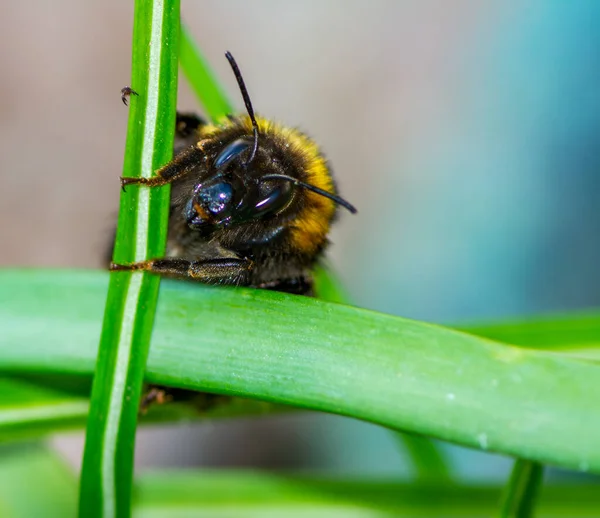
179;24;233;122
498;460;545;518
313;262;450;477
78;1;180;516
2;270;600;474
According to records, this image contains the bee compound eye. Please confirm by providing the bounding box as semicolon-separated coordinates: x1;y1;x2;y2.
254;180;294;217
214;138;252;169
199;182;234;215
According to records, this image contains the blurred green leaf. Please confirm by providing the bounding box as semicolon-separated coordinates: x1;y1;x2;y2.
0;443;77;518
0;375;282;441
0;376;88;442
132;470;600;517
460;311;600;353
392;432;450;483
313;262;352;304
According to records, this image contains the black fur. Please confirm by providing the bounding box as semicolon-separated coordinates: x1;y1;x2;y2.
161;112;335;294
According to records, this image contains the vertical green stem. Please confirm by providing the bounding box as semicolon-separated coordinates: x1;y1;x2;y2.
498;459;544;518
78;1;180;517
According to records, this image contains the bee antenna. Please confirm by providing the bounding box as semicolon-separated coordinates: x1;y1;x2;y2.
225;51;259;166
261;174;357;214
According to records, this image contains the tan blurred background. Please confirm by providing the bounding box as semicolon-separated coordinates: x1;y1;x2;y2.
2;1;599;480
0;0;492;279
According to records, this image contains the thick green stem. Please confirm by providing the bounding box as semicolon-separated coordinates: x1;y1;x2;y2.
78;1;180;516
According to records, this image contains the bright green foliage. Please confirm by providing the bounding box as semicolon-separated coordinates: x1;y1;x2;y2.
0;5;597;516
1;270;599;476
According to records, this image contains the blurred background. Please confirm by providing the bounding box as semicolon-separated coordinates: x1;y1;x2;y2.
1;1;599;483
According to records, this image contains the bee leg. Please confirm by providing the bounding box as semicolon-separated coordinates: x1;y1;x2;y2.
120;143;209;189
121;128;214;190
110;257;253;285
257;277;314;296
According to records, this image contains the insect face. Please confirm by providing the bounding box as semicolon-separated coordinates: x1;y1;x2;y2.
185;137;295;230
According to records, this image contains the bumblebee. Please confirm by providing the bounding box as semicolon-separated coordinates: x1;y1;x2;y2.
112;52;356;296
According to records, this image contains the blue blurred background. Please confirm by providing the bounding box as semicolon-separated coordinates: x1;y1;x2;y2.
346;1;600;323
1;0;598;482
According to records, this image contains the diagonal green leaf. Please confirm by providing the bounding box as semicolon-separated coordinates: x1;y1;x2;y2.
78;1;180;516
460;312;600;355
1;269;599;474
461;312;600;347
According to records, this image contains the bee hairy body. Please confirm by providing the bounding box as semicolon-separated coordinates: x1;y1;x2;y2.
113;52;355;297
125;112;340;296
112;52;356;412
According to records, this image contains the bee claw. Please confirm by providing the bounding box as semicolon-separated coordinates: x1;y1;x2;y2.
110;261;146;273
120;176;139;192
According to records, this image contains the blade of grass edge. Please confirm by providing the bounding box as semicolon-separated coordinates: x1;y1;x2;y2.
497;459;544;518
78;1;180;517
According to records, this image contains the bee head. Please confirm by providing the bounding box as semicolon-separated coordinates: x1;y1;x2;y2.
185;137;295;229
184;52;356;252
